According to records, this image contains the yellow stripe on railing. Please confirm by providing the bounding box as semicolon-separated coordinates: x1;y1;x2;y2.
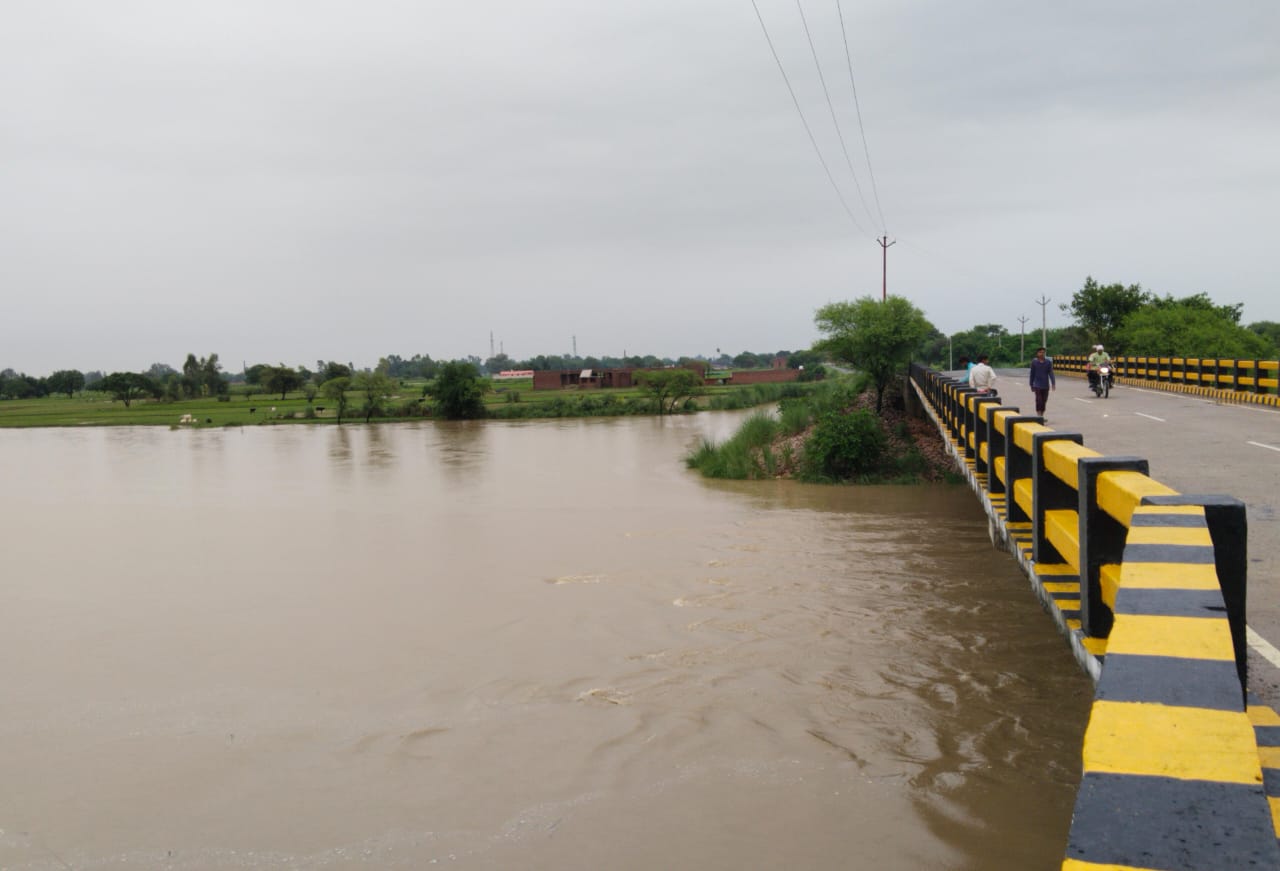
992;409;1018;432
1013;478;1034;518
1012;421;1051;453
1043;440;1101;489
1094;471;1179;527
1105;614;1236;661
1099;564;1122;610
993;455;1007;485
1115;562;1220;591
1125;525;1213;547
1045;509;1080;571
1081;700;1261;783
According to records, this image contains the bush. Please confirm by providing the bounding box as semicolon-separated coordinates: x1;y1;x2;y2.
799;408;886;482
684;411;781;479
778;398;814;435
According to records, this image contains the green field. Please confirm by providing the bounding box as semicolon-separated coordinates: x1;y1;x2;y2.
0;377;817;428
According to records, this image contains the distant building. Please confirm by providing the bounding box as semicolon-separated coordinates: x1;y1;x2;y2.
532;368;637;390
531;364;800;390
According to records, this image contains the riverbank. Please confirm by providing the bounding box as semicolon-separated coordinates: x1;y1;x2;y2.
686;379;962;484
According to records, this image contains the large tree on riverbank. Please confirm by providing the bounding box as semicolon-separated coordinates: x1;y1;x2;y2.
428;361;489;419
635;368;703;414
98;372;161;407
814;295;931;412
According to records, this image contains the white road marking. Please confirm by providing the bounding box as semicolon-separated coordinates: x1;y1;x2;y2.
1247;440;1280;453
1135;412;1166;422
1072;397;1094;404
1248;626;1280;670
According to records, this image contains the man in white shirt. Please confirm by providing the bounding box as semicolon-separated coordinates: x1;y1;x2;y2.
969;354;997;394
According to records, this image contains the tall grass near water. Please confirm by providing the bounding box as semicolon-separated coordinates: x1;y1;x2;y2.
685;411;784;479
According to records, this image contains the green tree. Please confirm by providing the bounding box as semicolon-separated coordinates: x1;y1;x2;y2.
98;372;161;407
46;369;86;398
814;295;931;412
483;353;513;375
1114;298;1272;359
262;365;305;400
428;361;489;419
635;368;703;414
320;376;351;423
245;363;269;388
317;360;353;384
1144;292;1243;324
179;353;226;397
0;370;44;399
352;371;395;422
1062;277;1151;348
1247;321;1280;355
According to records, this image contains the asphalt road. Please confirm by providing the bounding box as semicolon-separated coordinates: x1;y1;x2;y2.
973;367;1280;704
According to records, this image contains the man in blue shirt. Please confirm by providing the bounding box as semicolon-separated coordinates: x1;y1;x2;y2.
1028;346;1056;418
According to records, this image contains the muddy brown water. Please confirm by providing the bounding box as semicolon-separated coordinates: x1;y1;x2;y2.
0;413;1091;870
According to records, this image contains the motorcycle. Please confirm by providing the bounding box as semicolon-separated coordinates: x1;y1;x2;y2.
1091;364;1113;398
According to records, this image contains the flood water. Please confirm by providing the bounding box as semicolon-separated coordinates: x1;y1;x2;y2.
0;412;1092;870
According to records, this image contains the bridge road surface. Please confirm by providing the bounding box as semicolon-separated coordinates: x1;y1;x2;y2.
981;368;1280;708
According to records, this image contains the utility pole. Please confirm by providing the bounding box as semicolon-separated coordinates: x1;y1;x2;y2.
878;236;896;302
572;335;577;358
490;331;495;359
1017;315;1030;363
1034;295;1051;350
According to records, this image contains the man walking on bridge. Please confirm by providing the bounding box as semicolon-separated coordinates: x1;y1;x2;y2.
1029;346;1055;418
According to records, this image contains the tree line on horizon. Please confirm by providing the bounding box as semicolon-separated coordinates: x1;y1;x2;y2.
3;278;1277;402
0;347;825;402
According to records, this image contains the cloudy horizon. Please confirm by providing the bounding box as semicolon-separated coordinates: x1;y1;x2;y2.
3;1;1277;377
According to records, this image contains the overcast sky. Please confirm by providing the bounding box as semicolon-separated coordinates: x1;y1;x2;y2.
3;1;1277;376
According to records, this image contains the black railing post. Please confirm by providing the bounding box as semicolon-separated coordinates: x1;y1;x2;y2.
1077;457;1149;638
1031;431;1085;564
1141;494;1249;695
1001;416;1042;521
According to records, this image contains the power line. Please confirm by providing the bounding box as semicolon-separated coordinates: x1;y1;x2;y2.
793;0;879;232
749;0;870;238
835;0;887;232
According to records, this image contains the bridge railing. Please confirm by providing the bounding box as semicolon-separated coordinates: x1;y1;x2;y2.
1053;354;1280;400
908;363;1278;870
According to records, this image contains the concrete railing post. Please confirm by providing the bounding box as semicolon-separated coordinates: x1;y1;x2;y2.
1077;457;1149;638
979;405;1018;493
1142;493;1249;692
1002;416;1042;522
1031;431;1084;564
967;396;1001;474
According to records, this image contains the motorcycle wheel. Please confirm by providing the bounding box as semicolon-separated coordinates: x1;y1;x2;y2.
1103;379;1110;399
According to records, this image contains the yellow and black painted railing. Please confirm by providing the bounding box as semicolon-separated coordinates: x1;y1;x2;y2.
1055;354;1280;407
909;363;1280;870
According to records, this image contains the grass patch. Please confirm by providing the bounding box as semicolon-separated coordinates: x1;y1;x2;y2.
685;411;783;479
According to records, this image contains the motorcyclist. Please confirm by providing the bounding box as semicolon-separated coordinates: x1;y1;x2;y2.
1086;344;1112;390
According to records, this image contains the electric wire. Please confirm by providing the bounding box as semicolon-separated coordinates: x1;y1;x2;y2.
835;0;888;232
794;0;880;233
749;0;871;238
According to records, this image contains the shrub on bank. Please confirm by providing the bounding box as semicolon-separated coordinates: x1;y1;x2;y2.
688;374;957;485
798;408;885;482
